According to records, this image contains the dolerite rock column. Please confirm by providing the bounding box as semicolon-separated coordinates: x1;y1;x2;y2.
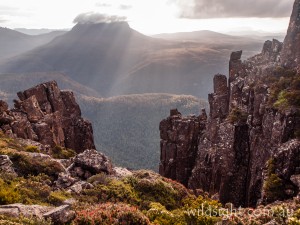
0;81;95;153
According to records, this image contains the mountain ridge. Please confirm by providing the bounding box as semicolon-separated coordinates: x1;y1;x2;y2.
0;27;65;60
0;22;264;99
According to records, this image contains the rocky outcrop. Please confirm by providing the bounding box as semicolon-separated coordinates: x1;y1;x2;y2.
43;205;76;224
281;0;300;71
159;0;300;207
0;204;75;224
159;109;206;186
0;81;95;153
160;55;300;207
68;149;113;180
0;204;53;218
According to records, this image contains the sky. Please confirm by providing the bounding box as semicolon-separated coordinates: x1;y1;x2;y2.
0;0;295;35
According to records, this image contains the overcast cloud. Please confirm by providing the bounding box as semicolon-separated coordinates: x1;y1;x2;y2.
95;3;111;7
176;0;294;19
119;4;132;10
73;12;127;24
0;18;7;23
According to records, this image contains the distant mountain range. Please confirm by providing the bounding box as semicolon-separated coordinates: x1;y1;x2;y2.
15;28;68;35
153;30;245;42
0;27;66;60
0;22;268;99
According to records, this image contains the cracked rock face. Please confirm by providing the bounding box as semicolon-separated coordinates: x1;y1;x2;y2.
159;109;206;186
160;55;300;207
159;0;300;207
281;0;300;71
0;81;95;153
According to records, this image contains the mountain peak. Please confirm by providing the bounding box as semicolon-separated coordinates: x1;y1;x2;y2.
281;0;300;71
69;21;132;38
72;21;130;31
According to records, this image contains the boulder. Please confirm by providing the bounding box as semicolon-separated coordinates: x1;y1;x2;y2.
67;181;94;194
0;203;75;225
43;205;75;225
69;149;113;179
54;172;78;189
112;167;133;179
0;204;53;219
0;155;17;176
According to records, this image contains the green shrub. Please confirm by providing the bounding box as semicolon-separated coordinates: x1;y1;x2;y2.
264;158;286;203
0;215;52;225
289;209;300;225
24;145;40;153
125;171;186;210
134;178;180;210
0;174;58;205
274;90;290;111
263;173;285;203
18;177;51;205
228;107;248;124
78;171;190;210
0;178;21;204
77;178;140;206
0;137;25;152
146;196;222;225
48;191;71;206
10;153;64;179
266;158;276;176
146;202;182;225
51;146;76;159
87;172;109;185
268;71;300;112
73;203;151;225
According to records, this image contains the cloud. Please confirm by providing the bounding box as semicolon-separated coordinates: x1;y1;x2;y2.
119;4;132;10
95;3;111;7
0;17;7;23
176;0;294;19
73;12;127;24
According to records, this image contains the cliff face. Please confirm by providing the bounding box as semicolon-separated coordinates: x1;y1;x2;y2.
159;0;300;207
281;0;300;72
159;109;207;186
0;81;95;153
